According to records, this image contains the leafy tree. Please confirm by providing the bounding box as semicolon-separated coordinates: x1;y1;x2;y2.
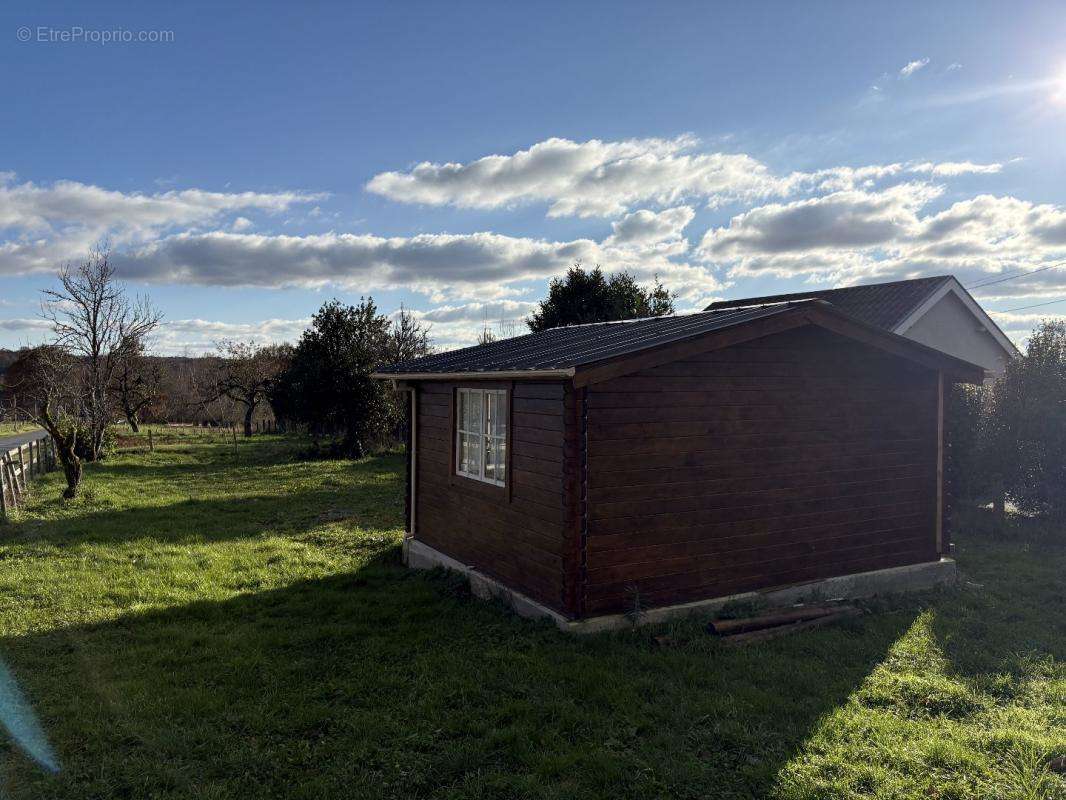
527;264;674;332
273;298;399;457
992;320;1066;521
945;383;1000;515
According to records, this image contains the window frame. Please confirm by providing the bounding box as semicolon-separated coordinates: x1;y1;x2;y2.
454;387;508;487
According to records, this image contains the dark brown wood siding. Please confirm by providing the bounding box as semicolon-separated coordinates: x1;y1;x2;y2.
413;380;575;613
583;325;941;615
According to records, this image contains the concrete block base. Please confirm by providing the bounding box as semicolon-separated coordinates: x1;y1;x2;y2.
403;538;957;635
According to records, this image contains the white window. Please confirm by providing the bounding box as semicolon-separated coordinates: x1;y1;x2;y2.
456;388;508;486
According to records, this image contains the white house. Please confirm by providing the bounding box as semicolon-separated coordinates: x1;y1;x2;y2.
706;275;1019;379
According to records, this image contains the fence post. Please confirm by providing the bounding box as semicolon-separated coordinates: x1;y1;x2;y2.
148;428;154;452
2;454;18;509
0;455;7;520
16;446;26;494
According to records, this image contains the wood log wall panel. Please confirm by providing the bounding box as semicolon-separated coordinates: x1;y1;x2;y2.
583;326;940;614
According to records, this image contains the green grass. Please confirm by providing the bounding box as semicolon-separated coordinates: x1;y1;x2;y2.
0;435;1062;799
0;422;40;437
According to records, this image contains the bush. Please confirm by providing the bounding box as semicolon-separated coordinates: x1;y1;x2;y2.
994;321;1066;523
945;383;993;507
61;418;115;462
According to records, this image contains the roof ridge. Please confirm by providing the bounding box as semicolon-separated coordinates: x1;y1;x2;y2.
549;299;803;330
708;275;952;304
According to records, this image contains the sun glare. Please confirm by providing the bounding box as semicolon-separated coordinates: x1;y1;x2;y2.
1052;66;1066;105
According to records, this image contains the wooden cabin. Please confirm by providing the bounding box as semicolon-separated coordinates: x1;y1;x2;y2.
374;299;985;632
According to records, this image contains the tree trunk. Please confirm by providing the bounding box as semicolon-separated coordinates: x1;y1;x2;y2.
341;429;365;459
127;414;140;433
243;406;254;438
60;443;82;499
87;425;104;462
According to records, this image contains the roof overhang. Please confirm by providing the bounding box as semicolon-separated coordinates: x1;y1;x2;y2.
372;299;987;388
893;277;1022;358
803;301;987;383
370;368;576;382
570;301;986;387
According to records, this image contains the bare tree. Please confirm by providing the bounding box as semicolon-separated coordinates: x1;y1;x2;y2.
109;339;163;432
212;341;291;436
386;306;432;363
8;345;87;497
40;247;162;461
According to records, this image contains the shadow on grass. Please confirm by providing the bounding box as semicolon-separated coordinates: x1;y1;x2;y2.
929;534;1065;679
0;548;929;800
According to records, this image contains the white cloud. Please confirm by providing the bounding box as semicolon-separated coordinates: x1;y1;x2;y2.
395;300;541;350
947;62;963;72
605;206;695;247
231;216;254;231
700;184;939;258
114;230;601;299
407;299;539;325
0;178;322;238
152;317;311;355
366;136;789;218
366;136;1010;220
0;317;50;332
701;186;1066;301
899;58;930;78
910;161;1003;177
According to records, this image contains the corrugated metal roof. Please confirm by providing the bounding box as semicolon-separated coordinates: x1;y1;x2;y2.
375;303;799;376
704;276;952;331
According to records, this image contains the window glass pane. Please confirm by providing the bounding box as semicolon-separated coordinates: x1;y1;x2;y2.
473;433;484;476
458;432;482;476
459;390;481;433
458;432;469;474
495;436;507;483
456;389;506;484
492;392;507;436
483;436;496;481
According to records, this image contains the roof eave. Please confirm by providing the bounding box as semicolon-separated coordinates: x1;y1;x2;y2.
893;277;1022;359
371;368;576;381
803;302;987;384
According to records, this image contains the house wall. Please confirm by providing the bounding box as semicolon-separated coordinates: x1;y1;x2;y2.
411;380;578;614
582;325;941;616
902;291;1011;377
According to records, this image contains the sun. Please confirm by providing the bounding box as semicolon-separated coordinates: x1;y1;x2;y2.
1052;66;1066;105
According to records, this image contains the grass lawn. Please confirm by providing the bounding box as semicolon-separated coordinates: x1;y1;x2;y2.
0;433;1062;799
0;422;40;437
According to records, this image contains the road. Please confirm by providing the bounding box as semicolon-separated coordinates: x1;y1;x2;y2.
0;429;47;452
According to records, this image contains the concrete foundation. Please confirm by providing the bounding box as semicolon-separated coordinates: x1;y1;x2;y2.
404;538;958;635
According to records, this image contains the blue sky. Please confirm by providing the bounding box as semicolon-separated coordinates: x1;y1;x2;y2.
2;0;1066;353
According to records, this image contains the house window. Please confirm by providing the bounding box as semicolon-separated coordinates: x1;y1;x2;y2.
456;388;507;486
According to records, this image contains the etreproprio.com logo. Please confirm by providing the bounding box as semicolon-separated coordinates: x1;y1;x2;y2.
17;26;175;44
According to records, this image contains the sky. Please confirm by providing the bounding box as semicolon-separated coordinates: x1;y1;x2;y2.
2;0;1066;354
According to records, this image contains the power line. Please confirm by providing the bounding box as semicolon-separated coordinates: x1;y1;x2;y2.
967;262;1066;290
999;297;1066;313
